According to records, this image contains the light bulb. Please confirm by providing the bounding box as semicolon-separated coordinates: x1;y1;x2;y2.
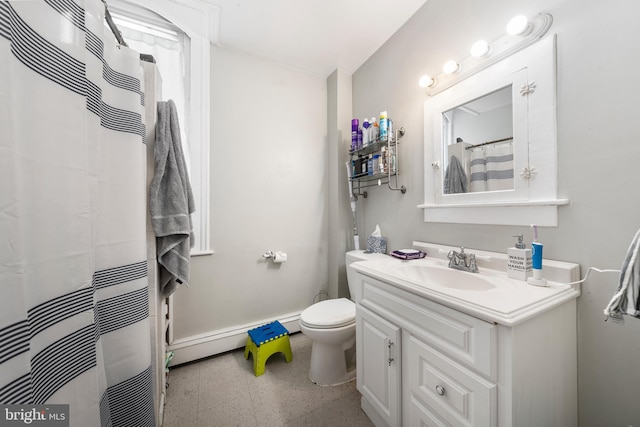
419;75;435;88
470;40;490;58
443;60;459;74
506;15;530;35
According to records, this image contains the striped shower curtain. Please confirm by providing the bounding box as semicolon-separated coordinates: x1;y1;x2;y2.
468;143;514;192
0;1;154;426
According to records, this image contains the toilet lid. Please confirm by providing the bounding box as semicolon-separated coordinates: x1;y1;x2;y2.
300;298;355;328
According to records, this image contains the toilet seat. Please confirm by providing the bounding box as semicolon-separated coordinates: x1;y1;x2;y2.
300;298;355;329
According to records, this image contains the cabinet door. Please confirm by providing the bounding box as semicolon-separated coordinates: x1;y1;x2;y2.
356;305;401;427
405;334;496;427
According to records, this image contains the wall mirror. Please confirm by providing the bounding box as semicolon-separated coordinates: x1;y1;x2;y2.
443;85;514;194
419;35;568;226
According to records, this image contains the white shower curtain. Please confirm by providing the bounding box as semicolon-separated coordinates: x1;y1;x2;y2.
468;143;514;192
0;1;153;426
469;148;487;192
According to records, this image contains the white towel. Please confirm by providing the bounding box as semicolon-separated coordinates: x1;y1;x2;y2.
604;228;640;321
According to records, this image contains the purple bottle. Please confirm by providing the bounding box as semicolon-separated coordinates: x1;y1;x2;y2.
351;119;359;151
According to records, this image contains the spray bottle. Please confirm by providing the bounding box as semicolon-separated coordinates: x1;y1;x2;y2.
379;111;388;142
351;119;359;152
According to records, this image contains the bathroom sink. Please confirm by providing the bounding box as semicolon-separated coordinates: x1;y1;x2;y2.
388;262;509;291
351;242;582;327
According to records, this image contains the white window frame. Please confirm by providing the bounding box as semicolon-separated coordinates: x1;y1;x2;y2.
111;0;218;255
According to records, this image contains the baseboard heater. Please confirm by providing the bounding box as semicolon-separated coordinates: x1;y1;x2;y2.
167;312;301;366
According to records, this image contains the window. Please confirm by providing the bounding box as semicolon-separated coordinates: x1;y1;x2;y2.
111;0;218;254
111;13;191;164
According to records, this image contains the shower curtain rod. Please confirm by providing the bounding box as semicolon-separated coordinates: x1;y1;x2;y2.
465;136;513;150
101;0;128;47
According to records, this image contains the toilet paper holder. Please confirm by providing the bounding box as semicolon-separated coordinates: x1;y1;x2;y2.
262;250;287;263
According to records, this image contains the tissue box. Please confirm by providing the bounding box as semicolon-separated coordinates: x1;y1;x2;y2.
366;237;387;254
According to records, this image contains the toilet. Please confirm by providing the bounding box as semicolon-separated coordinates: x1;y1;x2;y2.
299;250;389;386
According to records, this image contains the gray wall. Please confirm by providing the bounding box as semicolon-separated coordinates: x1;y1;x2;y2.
352;0;640;425
327;69;355;300
172;46;329;338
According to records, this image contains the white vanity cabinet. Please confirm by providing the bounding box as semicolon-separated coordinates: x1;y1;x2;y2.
354;270;578;427
356;305;401;427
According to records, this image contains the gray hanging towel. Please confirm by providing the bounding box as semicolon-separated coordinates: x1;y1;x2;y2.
604;228;640;321
444;155;468;194
149;100;195;297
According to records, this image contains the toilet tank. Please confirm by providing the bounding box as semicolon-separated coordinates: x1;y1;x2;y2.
345;250;389;302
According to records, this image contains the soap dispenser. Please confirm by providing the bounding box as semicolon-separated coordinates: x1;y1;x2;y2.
507;234;532;280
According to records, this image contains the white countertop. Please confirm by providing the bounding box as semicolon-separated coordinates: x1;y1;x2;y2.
352;241;581;326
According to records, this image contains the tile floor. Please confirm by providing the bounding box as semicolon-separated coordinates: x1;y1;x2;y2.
162;332;374;427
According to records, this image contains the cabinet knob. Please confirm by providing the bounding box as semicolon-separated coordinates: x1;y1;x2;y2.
435;385;445;396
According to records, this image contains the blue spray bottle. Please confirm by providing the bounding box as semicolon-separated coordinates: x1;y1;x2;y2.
527;224;548;287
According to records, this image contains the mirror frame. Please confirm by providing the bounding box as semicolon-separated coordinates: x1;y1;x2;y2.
419;35;568;226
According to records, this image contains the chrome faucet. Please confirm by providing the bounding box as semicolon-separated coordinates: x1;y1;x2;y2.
447;247;479;273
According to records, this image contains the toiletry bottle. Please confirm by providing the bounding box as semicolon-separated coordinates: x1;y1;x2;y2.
351;119;359;151
362;119;370;147
527;224;548;286
388;117;393;142
379;111;388;142
373;154;380;175
507;234;532;280
370;117;379;143
367;154;373;176
357;127;363;150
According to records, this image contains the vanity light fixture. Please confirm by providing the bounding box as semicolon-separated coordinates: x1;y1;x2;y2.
419;75;435;88
442;60;459;74
470;40;490;58
506;15;532;36
419;12;553;96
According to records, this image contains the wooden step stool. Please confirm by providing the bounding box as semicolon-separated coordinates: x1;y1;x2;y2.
244;320;292;376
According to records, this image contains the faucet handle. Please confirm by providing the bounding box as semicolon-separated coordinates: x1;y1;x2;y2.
459;247;465;254
469;254;478;272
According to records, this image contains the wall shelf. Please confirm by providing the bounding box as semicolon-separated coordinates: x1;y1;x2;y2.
350;127;406;198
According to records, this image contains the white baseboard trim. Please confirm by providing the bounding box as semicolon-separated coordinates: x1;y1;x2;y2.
167;311;302;366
